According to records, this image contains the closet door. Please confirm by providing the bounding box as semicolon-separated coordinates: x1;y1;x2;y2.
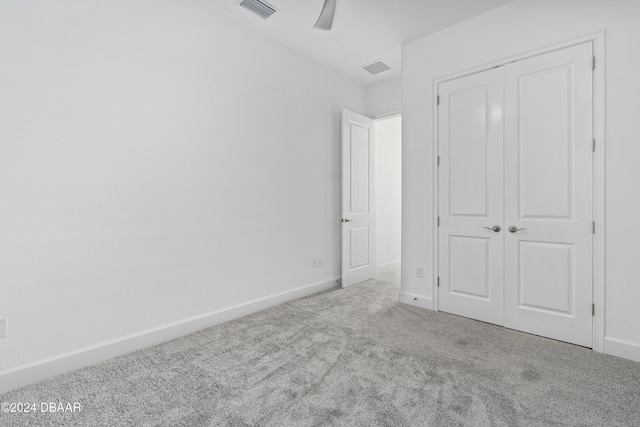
503;43;593;347
438;67;505;326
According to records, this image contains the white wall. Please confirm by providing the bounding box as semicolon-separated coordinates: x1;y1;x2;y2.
402;0;640;361
375;116;402;273
0;0;365;390
366;77;401;119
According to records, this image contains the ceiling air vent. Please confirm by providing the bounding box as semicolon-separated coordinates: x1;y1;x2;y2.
361;59;391;75
238;0;277;20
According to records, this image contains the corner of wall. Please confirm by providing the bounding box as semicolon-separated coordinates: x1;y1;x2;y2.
365;77;402;118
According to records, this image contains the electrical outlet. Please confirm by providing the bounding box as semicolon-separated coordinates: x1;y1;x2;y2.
312;257;323;268
317;257;322;267
416;267;424;278
0;318;8;338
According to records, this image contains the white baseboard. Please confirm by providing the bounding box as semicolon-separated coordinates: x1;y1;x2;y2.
0;277;340;394
377;260;401;274
604;337;640;363
399;291;433;310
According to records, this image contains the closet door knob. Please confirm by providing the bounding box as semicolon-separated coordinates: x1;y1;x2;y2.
483;225;501;232
508;225;526;233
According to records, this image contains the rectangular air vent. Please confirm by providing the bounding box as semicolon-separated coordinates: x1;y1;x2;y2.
238;0;277;20
361;59;392;75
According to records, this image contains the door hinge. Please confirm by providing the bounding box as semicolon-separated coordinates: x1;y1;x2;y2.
593;221;596;234
437;95;440;106
437;216;440;226
592;303;595;316
437;156;440;166
592;138;596;152
592;56;596;70
437;277;440;287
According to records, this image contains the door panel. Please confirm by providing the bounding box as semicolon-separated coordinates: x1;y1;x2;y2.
450;88;490;217
438;67;504;326
504;42;593;347
518;241;574;315
342;109;376;287
449;236;491;300
350;124;372;214
350;227;371;269
518;66;574;219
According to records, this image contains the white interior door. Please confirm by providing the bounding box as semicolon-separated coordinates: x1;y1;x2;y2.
438;42;594;348
503;43;594;347
438;67;505;325
341;109;376;287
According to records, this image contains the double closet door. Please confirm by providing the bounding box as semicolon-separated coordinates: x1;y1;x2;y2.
438;42;594;348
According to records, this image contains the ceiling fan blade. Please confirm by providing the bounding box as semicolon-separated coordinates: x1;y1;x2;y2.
313;0;337;31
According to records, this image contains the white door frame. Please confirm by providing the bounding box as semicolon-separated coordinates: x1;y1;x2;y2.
432;31;606;353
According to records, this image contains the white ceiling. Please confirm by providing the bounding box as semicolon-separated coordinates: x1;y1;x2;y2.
199;0;516;86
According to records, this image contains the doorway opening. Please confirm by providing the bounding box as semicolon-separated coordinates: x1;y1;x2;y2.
375;115;402;285
340;110;402;287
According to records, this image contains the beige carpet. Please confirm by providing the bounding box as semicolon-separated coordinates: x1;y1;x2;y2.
1;279;640;426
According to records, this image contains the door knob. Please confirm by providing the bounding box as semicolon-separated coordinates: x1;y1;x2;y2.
508;225;526;233
342;218;354;223
483;225;501;232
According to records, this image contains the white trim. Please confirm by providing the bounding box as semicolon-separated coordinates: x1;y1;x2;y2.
399;292;433;310
591;31;606;354
434;32;603;85
433;31;606;352
432;67;440;312
0;277;340;394
374;110;402;120
377;260;401;274
604;337;640;364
